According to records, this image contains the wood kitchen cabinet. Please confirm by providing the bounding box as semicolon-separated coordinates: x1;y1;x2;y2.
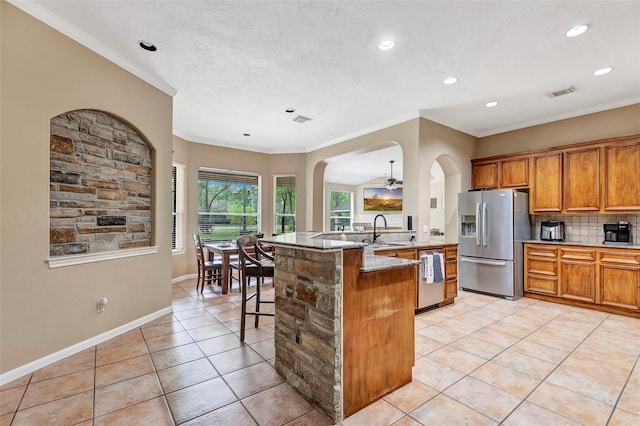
524;244;559;296
442;246;458;305
531;152;563;214
374;248;417;260
472;133;640;214
602;139;640;212
564;146;600;212
559;248;597;303
471;156;528;190
599;249;640;312
500;156;529;188
525;243;640;318
471;161;498;189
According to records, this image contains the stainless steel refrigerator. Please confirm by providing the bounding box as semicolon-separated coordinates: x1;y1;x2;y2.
458;189;530;299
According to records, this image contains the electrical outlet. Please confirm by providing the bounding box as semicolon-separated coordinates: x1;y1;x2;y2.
423;225;429;233
97;297;108;313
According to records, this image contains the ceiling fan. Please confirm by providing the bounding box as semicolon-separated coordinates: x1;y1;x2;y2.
383;160;402;190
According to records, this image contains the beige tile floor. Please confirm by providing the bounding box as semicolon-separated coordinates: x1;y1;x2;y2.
1;278;639;425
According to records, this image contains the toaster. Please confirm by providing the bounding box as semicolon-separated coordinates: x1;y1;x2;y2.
541;221;565;242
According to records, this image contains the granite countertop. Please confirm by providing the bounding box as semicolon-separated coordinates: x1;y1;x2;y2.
361;253;420;272
260;232;366;250
524;239;640;250
260;232;452;272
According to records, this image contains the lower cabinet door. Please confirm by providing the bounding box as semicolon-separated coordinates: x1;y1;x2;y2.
560;261;596;302
600;265;640;311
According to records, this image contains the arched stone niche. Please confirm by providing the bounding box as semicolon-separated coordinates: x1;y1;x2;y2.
49;109;152;256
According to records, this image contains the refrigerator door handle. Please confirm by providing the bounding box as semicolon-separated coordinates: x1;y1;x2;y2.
460;258;507;267
475;202;481;246
482;202;488;247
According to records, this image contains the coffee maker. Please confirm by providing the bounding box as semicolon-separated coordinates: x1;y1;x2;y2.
603;222;632;244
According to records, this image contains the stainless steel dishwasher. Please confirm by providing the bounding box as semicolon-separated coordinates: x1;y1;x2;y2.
417;250;445;310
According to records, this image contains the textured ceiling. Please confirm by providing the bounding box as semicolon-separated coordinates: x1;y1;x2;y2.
12;0;640;184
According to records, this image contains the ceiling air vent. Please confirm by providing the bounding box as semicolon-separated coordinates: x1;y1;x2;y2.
549;86;576;98
293;115;312;124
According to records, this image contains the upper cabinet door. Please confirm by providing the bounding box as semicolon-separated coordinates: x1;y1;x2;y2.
500;156;529;188
603;140;640;212
471;162;498;189
564;147;600;213
531;152;563;214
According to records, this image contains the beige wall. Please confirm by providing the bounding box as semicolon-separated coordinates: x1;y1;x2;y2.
476;104;640;158
170;136;307;279
1;3;173;374
418;118;477;241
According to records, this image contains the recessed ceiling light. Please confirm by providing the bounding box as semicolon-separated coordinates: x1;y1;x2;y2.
443;77;458;85
565;25;589;38
379;40;395;50
138;40;157;52
485;101;498;108
285;108;296;113
243;133;251;137
594;67;613;76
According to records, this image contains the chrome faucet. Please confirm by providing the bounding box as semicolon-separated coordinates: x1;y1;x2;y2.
372;214;387;244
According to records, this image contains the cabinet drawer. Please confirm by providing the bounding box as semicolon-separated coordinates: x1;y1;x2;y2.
526;276;558;295
561;248;596;262
445;261;457;280
526;245;558;258
600;250;640;266
527;258;558;276
395;249;417;260
445;247;458;261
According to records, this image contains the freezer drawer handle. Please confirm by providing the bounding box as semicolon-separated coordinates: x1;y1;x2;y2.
461;258;506;267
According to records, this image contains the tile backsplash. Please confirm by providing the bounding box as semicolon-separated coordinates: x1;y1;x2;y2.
532;214;639;244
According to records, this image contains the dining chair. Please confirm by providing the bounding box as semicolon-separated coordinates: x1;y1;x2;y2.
236;234;275;342
192;233;222;294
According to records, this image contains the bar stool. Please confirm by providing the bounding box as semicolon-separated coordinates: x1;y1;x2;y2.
236;235;274;342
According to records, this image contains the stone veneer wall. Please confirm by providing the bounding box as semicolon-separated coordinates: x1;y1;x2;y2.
49;110;152;256
273;246;343;422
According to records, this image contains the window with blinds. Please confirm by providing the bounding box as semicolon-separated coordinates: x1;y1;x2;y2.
171;164;185;251
197;168;261;241
275;175;296;234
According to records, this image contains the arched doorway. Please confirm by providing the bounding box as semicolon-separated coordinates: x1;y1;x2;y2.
323;143;403;232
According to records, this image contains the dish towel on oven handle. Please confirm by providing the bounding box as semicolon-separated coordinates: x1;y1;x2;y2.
433;252;444;283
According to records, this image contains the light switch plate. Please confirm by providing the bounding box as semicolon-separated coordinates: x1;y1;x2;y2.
423;225;429;233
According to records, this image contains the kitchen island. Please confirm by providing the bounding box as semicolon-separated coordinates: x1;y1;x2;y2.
260;232;455;422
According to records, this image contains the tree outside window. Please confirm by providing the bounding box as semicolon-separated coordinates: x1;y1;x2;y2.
330;191;352;231
198;169;260;241
275;175;296;234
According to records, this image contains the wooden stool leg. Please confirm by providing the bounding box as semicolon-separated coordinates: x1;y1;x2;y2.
255;279;261;328
240;273;248;342
196;263;202;293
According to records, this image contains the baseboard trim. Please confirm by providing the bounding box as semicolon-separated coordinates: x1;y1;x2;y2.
0;306;173;386
172;274;196;284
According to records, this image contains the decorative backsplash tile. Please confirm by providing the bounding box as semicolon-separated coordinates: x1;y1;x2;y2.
533;214;639;244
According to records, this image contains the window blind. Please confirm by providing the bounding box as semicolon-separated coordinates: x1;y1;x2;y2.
198;169;259;185
275;175;295;188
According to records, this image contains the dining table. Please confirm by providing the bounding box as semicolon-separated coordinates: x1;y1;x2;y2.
204;242;238;294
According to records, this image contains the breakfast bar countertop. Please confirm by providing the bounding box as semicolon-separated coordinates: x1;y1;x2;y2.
260;232;458;272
